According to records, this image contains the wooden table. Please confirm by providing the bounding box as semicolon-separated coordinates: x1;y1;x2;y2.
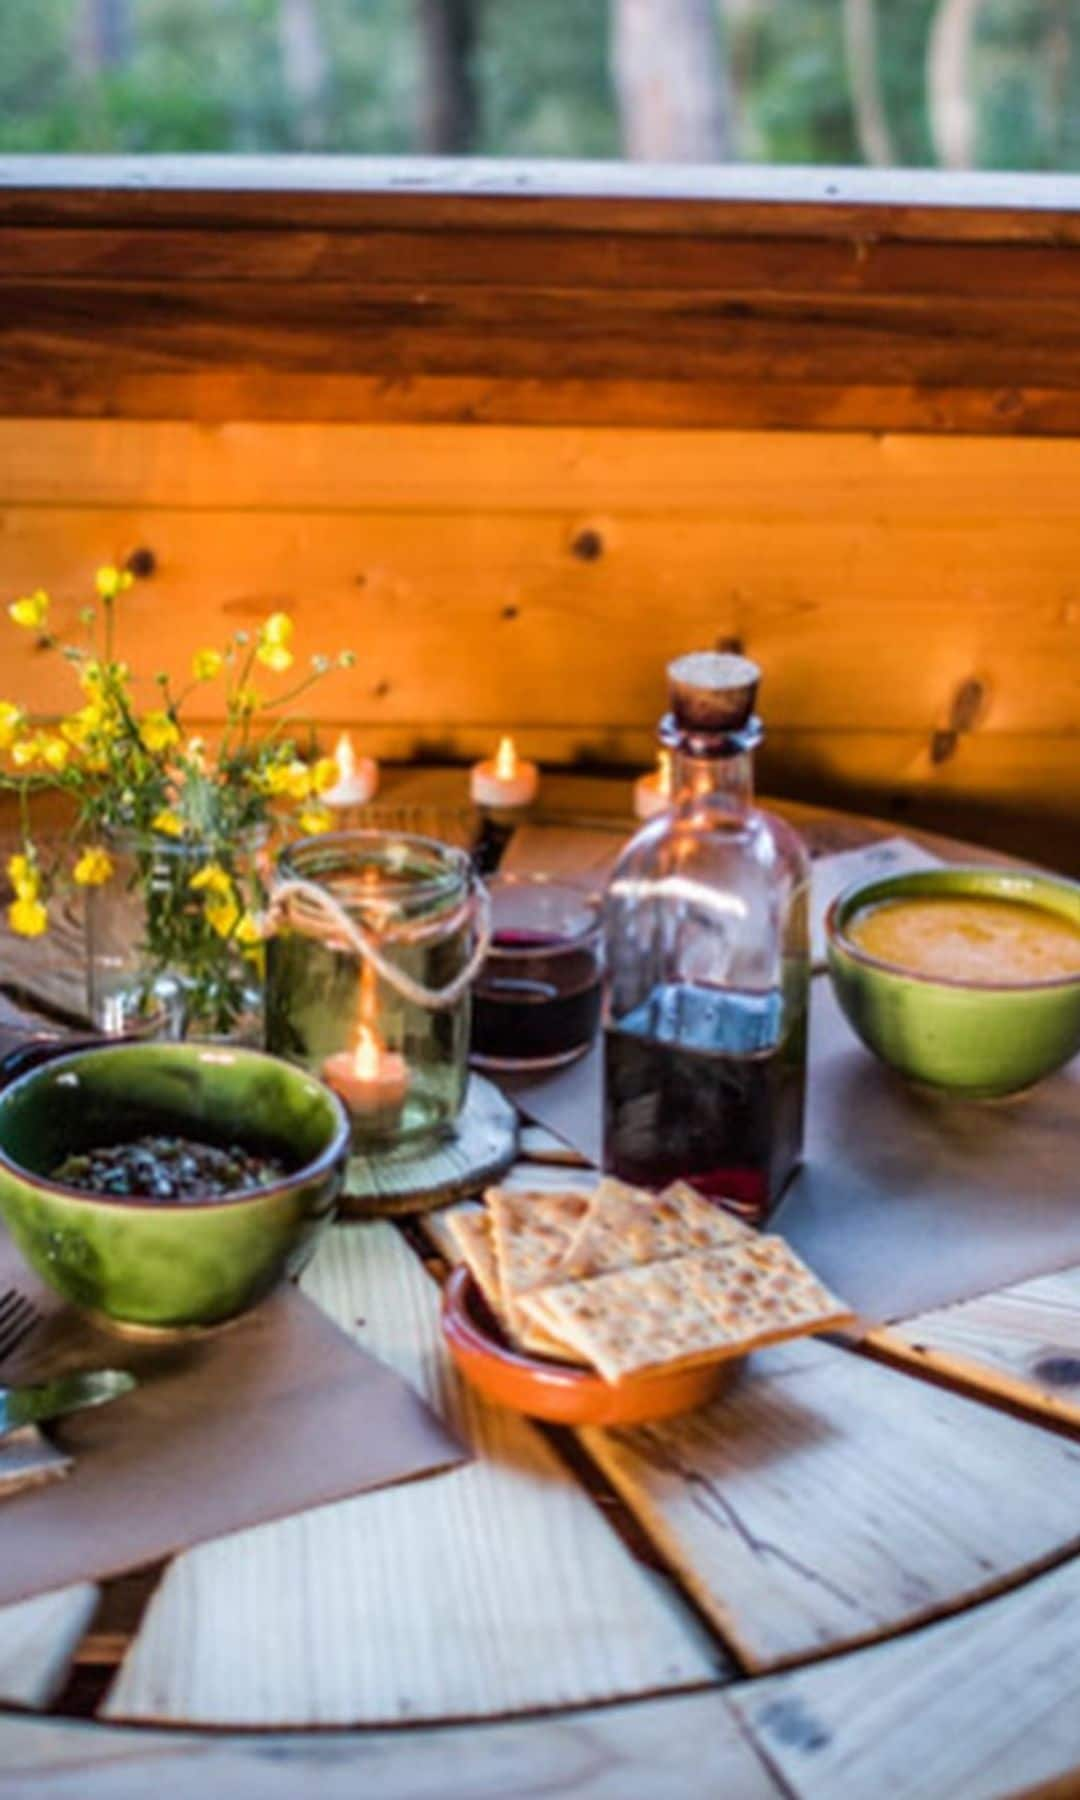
1;789;1078;1800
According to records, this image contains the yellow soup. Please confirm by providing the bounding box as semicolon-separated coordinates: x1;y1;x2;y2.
847;895;1080;986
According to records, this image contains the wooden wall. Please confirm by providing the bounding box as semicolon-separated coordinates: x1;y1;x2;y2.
1;162;1078;867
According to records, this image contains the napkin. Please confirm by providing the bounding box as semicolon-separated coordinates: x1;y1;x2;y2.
0;1231;465;1608
809;836;942;966
0;1426;70;1501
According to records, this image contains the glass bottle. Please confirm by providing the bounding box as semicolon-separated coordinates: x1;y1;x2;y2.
603;653;809;1224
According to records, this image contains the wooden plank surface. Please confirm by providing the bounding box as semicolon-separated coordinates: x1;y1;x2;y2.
732;1552;1080;1800
581;1335;1080;1673
870;1264;1080;1431
0;1690;780;1800
0;1588;98;1712
103;1223;721;1727
5;158;1080;435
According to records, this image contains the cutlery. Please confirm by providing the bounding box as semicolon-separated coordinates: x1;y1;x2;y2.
0;1289;40;1364
0;1369;136;1439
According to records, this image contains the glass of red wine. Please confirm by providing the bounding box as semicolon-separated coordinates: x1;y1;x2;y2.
470;875;604;1072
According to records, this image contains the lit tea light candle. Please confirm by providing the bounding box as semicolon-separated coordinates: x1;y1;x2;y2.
322;960;410;1124
322;1021;410;1122
633;748;675;820
322;732;378;811
470;735;539;810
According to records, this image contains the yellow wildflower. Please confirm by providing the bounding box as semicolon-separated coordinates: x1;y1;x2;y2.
205;895;240;939
299;805;334;836
7;854;38;901
11;736;43;769
0;703;22;749
152;809;184;838
189;863;233;898
311;757;339;796
41;736;72;773
95;566;133;601
9;590;49;631
191;648;224;682
235;911;262;948
281;760;312;800
73;846;114;887
8;896;48;938
139;711;180;754
256;612;294;673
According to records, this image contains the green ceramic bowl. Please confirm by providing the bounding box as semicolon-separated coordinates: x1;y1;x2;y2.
826;866;1080;1098
0;1042;350;1334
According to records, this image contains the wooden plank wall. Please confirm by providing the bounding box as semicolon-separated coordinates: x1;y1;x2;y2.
0;163;1077;868
1;419;1076;868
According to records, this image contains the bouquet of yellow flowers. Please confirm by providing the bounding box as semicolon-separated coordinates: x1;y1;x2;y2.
1;565;354;1038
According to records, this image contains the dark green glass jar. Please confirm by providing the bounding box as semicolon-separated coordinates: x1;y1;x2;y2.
266;832;481;1150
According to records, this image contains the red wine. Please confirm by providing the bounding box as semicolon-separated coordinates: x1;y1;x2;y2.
471;929;603;1069
604;982;804;1224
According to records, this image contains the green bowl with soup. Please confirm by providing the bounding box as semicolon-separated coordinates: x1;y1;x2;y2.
826;867;1080;1098
0;1042;350;1334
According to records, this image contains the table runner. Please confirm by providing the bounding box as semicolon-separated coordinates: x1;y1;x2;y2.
0;1234;465;1607
501;980;1080;1324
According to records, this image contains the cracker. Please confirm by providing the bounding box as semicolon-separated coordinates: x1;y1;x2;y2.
554;1177;753;1282
444;1207;506;1325
525;1237;853;1384
485;1186;591;1356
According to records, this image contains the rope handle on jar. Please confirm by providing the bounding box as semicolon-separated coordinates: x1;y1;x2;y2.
264;876;492;1013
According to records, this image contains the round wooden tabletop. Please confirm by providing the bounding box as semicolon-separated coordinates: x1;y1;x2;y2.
0;788;1077;1800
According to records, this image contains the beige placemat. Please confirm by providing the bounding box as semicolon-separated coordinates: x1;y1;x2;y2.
500;982;1080;1324
0;1232;465;1607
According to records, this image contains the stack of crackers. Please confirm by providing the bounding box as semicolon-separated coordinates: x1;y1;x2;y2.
446;1178;853;1385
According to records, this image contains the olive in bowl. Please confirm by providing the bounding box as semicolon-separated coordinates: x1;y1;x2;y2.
0;1042;350;1334
826;866;1080;1099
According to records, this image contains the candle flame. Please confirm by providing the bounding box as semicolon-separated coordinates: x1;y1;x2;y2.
335;731;356;782
657;747;674;798
494;734;518;780
353;1021;382;1081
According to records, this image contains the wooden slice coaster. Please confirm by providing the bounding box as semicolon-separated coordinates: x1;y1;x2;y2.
343;1074;520;1216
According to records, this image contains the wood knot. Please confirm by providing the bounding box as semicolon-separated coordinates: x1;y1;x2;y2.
757;1698;831;1754
1031;1355;1080;1389
715;634;745;655
949;678;987;733
501;604;520;621
125;546;156;580
570;528;604;563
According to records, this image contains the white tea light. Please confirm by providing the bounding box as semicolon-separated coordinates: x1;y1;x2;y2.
633;748;675;820
470;735;539;810
322;732;378;811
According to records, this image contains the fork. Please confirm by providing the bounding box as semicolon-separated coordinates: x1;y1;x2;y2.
0;1289;41;1366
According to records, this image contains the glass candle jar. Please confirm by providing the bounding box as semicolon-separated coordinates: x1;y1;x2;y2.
265;832;483;1151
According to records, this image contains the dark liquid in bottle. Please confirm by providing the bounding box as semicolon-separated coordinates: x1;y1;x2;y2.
472;930;603;1067
604;982;805;1224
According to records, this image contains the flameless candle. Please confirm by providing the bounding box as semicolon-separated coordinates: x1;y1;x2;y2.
322;732;378;811
470;735;539;810
633;748;675;820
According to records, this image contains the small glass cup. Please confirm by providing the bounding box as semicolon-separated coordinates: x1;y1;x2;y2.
470;874;603;1072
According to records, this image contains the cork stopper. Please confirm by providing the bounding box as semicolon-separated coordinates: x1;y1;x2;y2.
667;652;761;736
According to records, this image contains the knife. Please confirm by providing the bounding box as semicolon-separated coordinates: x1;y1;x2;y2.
0;1370;136;1438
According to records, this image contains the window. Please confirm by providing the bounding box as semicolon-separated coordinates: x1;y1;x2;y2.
3;1;1078;174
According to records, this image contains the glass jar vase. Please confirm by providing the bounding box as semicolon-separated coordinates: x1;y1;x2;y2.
265;831;485;1151
85;828;266;1043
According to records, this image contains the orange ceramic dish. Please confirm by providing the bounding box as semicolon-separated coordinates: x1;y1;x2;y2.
440;1265;738;1426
